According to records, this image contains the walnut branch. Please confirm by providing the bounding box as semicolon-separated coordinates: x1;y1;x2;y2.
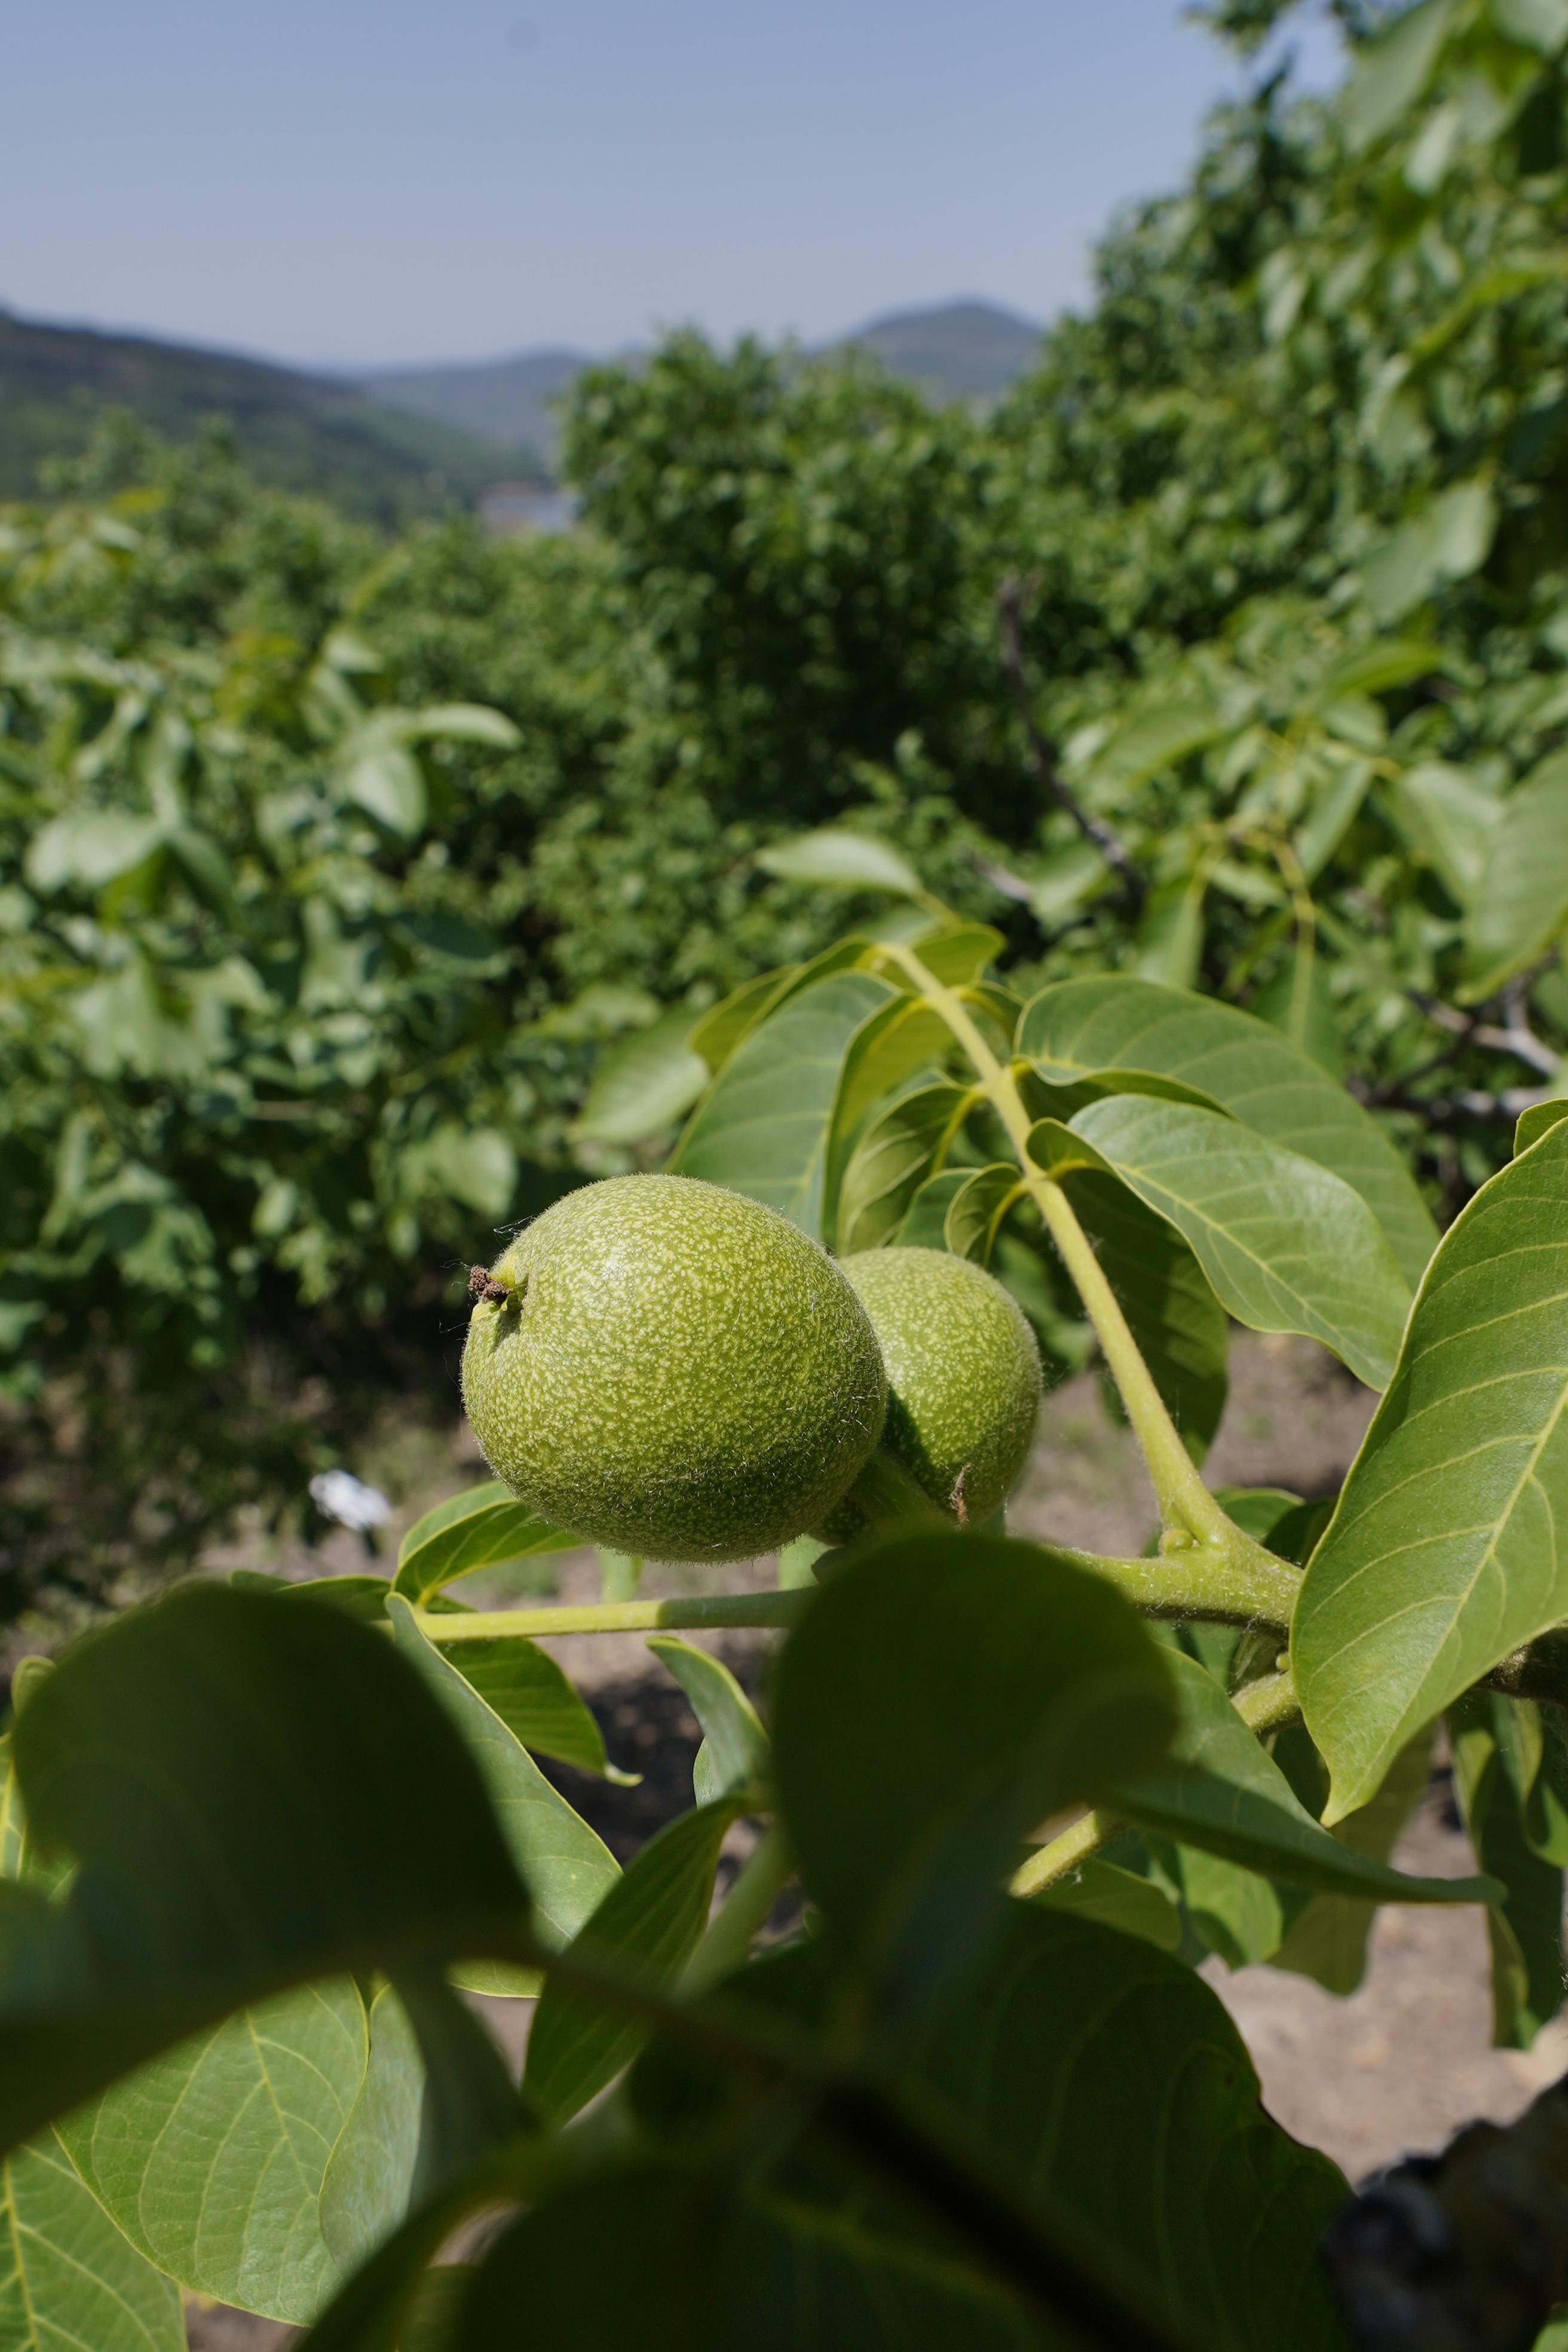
996;576;1146;914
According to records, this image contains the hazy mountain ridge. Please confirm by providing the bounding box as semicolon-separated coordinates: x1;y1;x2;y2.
352;299;1043;460
0;300;1044;516
0;311;514;523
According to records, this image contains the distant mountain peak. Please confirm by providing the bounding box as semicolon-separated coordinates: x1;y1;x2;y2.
350;298;1045;458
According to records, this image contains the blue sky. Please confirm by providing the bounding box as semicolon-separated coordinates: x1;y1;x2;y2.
4;2;1343;370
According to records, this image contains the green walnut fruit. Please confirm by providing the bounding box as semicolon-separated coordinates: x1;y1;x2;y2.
462;1173;886;1561
839;1247;1042;1526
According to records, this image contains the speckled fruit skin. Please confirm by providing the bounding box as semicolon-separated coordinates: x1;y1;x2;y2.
462;1173;887;1562
839;1247;1042;1524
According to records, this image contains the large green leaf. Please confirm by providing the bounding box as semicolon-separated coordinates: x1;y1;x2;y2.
687;967;798;1076
1063;1167;1229;1463
1463;749;1568;996
0;1586;528;2159
1017;975;1437;1287
460;2164;725;2352
58;1981;367;2325
385;1598;617;1989
722;2188;1037;2351
685;939;875;1079
837;1082;970;1255
1341;0;1459;148
0;2132;182;2352
523;1800;742;2126
771;1533;1176;2008
1166;1838;1286;1968
669;970;893;1238
1362;480;1497;624
902;1906;1353;2352
1115;1650;1495;1905
1078;700;1229;798
635;1915;1350;2352
1039;1097;1412;1390
392;1480;577;1606
24;810;166;896
1296;1119;1568;1821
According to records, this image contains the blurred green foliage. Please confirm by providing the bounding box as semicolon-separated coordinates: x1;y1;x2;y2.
8;0;1568;1609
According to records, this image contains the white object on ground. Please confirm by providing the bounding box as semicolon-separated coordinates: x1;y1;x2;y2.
308;1469;392;1533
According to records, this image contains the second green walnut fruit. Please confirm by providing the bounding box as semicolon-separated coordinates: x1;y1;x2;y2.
840;1247;1043;1526
462;1172;886;1561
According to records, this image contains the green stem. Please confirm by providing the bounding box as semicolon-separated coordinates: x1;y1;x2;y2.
1011;1809;1122;1898
1232;1664;1300;1734
878;942;1293;1590
834;1445;953;1534
416;1590;811;1643
1057;1544;1298;1635
682;1824;793;1995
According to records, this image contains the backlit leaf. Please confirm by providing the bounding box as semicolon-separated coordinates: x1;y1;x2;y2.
58;1979;367;2324
0;1586;528;2158
317;1982;422;2280
902;1906;1352;2352
440;1636;611;1778
1296;1120;1568;1821
393;1480;578;1606
0;2132;182;2352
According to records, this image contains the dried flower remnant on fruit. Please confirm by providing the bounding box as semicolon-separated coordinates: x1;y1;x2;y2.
468;1264;520;1307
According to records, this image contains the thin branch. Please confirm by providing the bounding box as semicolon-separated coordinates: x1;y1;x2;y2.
996;577;1146;914
1232;1664;1300;1734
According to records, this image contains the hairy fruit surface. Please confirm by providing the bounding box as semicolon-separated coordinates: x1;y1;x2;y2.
462;1174;886;1561
840;1247;1042;1526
